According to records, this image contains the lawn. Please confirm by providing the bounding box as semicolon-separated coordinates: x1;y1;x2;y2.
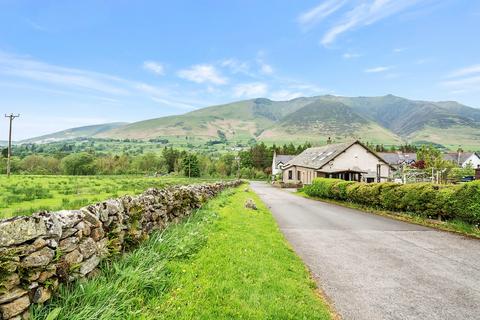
32;185;332;319
0;175;220;219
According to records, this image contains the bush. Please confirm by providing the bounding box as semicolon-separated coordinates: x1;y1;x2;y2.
303;178;480;225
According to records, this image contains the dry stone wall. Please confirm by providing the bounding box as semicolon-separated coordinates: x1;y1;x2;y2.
0;181;241;319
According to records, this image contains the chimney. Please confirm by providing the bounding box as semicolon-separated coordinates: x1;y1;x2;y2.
476;165;480;180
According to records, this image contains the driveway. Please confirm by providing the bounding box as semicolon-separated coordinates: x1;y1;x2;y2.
250;181;480;320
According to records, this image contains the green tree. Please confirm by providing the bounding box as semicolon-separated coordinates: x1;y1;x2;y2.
61;152;96;175
182;153;200;177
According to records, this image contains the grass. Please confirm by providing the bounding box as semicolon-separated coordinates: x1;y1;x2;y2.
0;175;221;219
32;186;332;320
296;190;480;239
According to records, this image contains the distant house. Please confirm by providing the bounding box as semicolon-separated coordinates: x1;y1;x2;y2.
281;140;393;185
272;152;295;176
378;152;417;169
443;152;480;168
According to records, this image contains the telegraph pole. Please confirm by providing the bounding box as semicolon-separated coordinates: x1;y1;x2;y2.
5;114;20;177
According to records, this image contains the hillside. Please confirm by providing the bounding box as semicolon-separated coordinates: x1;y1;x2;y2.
22;95;480;150
21;122;127;144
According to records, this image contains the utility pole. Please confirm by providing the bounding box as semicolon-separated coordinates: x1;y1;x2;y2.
5;114;19;177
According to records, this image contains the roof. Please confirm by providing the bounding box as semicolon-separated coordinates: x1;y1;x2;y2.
274;155;295;167
377;152;417;165
283;140;392;170
443;152;477;164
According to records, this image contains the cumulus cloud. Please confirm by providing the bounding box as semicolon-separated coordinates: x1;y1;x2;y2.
233;82;268;98
143;61;165;75
177;64;227;85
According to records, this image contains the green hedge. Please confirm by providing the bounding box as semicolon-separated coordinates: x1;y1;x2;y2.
302;178;480;224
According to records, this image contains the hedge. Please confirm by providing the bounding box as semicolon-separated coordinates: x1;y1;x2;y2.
302;178;480;225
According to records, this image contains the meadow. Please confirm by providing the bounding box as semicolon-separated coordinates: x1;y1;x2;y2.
0;175;219;219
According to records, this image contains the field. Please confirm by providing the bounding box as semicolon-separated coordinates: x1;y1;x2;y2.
32;185;332;319
0;175;220;219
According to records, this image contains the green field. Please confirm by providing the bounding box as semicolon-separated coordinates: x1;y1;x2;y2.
0;175;220;219
32;185;332;319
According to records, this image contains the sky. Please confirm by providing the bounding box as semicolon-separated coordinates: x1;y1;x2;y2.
0;0;479;139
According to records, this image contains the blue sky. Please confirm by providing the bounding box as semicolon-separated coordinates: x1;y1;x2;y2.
0;0;479;139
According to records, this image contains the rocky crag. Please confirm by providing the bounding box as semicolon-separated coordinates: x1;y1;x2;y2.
0;181;241;319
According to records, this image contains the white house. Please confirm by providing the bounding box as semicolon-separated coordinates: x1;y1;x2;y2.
443;152;480;168
271;152;295;176
281;140;393;185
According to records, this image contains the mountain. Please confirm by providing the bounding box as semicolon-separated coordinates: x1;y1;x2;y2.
23;95;480;150
21;122;128;144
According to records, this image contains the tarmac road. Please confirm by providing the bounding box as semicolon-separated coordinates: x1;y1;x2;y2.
250;181;480;320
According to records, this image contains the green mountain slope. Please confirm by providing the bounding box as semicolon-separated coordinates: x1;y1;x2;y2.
21;122;128;144
23;95;480;150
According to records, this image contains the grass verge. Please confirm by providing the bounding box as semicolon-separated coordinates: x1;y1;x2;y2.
33;186;332;320
296;190;480;239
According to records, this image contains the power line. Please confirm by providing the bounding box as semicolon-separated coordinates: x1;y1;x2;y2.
4;113;20;177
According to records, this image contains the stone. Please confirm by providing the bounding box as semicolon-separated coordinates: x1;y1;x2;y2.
79;238;97;258
38;266;56;283
45;238;58;249
32;287;51;304
75;221;91;237
244;199;257;210
90;227;104;241
79;255;100;276
60;228;77;239
0;217;47;247
0;274;20;291
27;271;40;282
96;238;109;257
21;247;54;268
59;236;79;253
21;309;30;320
80;210;102;228
63;249;83;265
27;282;38;290
0;287;28;304
0;295;30;319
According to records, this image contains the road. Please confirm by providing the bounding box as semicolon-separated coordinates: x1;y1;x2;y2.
250;182;480;320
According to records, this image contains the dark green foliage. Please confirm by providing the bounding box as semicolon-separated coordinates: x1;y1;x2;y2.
182;154;200;177
304;178;480;224
61;152;96;175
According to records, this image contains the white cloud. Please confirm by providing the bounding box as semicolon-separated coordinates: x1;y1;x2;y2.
260;63;274;75
0;52;129;95
320;0;428;46
440;64;480;94
447;64;480;78
221;58;251;75
364;66;393;73
298;0;347;30
177;64;227;85
393;47;407;53
343;52;361;59
143;61;165;75
233;82;268;98
269;90;304;101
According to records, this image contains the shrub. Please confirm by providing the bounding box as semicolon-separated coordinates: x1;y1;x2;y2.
303;178;480;225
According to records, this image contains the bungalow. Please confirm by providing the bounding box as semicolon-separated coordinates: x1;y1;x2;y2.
443;152;480;168
281;140;393;185
377;152;417;169
271;152;296;176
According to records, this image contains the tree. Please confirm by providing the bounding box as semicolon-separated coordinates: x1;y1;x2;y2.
182;153;200;177
417;145;452;170
61;152;96;175
163;147;180;173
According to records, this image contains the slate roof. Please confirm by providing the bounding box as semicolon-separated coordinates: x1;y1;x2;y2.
282;140;391;170
274;155;295;167
377;152;417;165
443;152;476;165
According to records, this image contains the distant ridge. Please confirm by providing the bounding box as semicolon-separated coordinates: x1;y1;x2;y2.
23;95;480;150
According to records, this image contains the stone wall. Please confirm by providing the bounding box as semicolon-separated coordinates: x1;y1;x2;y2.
0;181;241;319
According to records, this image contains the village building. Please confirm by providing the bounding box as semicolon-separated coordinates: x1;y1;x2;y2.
377;152;417;169
281;140;393;185
443;152;480;168
271;152;295;176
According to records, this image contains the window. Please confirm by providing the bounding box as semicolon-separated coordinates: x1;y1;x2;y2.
288;170;292;180
366;177;375;183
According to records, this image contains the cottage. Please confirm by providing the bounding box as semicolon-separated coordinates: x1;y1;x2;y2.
281;140;393;185
271;152;296;176
378;152;417;169
443;152;480;168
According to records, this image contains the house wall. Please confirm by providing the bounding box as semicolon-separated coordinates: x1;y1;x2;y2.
463;154;480;168
323;143;390;181
282;166;316;185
